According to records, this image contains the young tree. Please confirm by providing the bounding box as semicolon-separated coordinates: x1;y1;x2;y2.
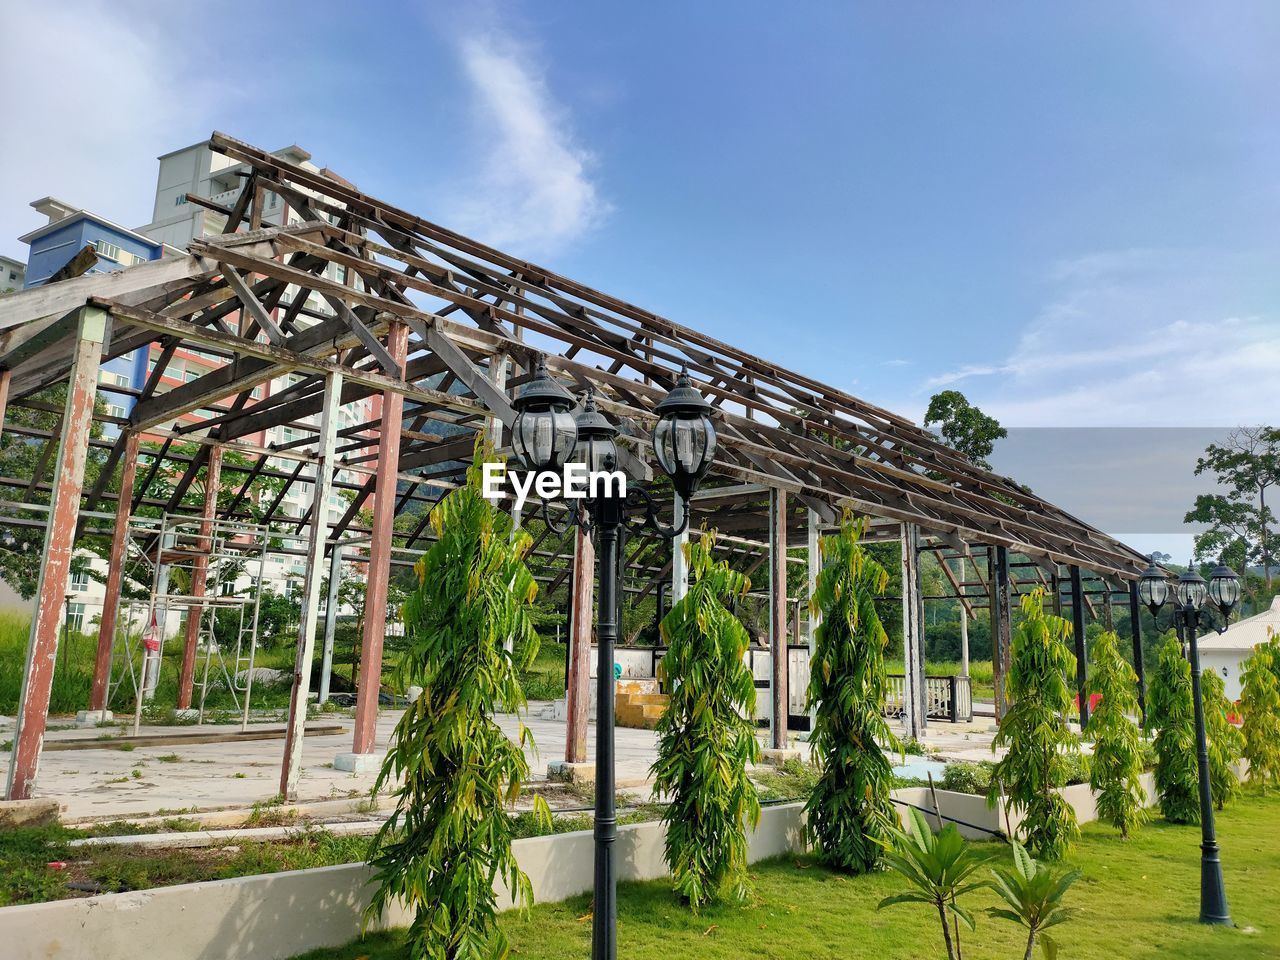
877;808;989;960
1147;633;1199;823
923;390;1008;470
364;447;547;959
988;589;1081;860
1084;630;1147;837
651;530;760;907
1239;638;1280;790
806;513;899;873
1201;669;1244;810
1185;425;1279;591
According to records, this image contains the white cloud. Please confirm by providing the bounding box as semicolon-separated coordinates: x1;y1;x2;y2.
915;248;1280;427
445;30;608;257
0;3;216;254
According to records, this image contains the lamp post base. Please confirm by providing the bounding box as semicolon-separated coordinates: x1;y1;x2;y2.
1200;842;1232;926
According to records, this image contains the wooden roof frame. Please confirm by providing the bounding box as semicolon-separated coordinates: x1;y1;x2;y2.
0;131;1152;585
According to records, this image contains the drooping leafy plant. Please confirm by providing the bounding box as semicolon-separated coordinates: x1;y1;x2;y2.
1084;630;1148;838
987;840;1080;960
877;807;990;960
1201;669;1244;810
1239;636;1280;791
988;589;1081;860
1147;632;1199;824
651;528;761;908
806;513;899;873
365;443;549;960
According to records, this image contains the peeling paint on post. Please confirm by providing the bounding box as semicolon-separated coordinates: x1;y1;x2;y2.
281;371;342;799
6;306;106;801
176;444;222;711
90;430;139;711
351;320;409;756
770;487;788;750
565;524;594;764
0;367;11;440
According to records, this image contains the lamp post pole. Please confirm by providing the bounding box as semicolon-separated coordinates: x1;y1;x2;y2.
1178;602;1231;925
1140;557;1240;927
591;518;620;960
508;361;716;960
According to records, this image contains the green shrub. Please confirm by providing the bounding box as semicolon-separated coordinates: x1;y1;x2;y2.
988;589;1081;860
1147;633;1199;823
365;447;548;959
806;514;899;873
940;761;995;795
1085;630;1148;837
1202;670;1244;810
651;530;760;907
1240;637;1280;790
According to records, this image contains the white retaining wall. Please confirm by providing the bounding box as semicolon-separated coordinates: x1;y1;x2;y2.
0;803;806;960
0;772;1170;960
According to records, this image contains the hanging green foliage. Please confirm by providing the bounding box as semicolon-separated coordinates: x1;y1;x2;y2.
806;513;899;873
651;529;761;908
1084;630;1148;837
1147;633;1199;824
988;589;1081;860
1240;637;1280;791
1201;669;1244;810
364;444;549;960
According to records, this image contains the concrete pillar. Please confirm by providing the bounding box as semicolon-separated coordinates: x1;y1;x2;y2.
900;522;927;739
6;306;106;801
282;371;342;798
176;445;222;711
563;524;594;766
345;320;409;765
769;488;789;752
318;544;344;705
85;429;139;718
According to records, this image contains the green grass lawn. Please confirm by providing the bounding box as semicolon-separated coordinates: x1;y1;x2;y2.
294;788;1280;960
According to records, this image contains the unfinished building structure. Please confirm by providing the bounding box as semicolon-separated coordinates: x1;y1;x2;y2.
0;133;1153;802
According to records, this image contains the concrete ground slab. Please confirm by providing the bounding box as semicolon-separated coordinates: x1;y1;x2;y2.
0;704;998;822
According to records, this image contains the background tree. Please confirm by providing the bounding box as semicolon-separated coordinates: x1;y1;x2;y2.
806;514;899;873
988;589;1081;860
923;389;1009;470
1201;669;1244;810
1185;425;1279;592
1147;633;1199;823
365;449;547;959
1239;638;1280;791
651;530;760;907
1084;630;1147;837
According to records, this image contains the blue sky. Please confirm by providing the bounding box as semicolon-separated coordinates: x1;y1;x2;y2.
2;1;1278;554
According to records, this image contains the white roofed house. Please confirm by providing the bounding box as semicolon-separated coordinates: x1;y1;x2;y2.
1197;594;1280;702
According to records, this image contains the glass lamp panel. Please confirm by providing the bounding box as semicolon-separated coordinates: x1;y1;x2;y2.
1138;576;1168;610
1177;575;1208;609
653;417;676;477
551;410;578;466
1209;572;1241;610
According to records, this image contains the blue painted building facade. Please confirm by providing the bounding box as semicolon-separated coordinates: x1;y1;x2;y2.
19;200;164;429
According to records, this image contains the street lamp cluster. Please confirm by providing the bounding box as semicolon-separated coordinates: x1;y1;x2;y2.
1138;557;1241;926
508;357;716;960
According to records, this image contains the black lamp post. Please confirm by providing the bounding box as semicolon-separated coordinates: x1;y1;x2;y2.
1138;556;1241;926
510;361;716;960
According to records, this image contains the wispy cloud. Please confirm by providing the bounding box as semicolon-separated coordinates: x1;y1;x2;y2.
914;247;1280;427
0;3;225;252
445;30;608;258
